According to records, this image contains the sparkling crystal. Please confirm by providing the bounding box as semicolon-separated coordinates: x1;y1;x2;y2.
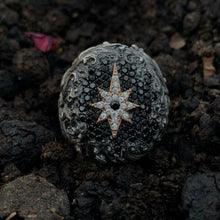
138;82;143;87
113;81;119;87
96;71;101;76
129;71;135;77
111;117;117;123
113;75;118;81
85;95;90;100
141;104;145;109
90;83;95;88
118;96;124;102
120;103;127;109
122;68;127;73
96;102;103;108
120;60;125;65
104;103;110;109
111;111;118;117
83;80;88;86
117;109;123;115
127;102;133;108
101;91;107;97
106;96;112;103
123;92;129;98
79;106;85;111
139;89;144;95
124;75;128;80
102;59;107;64
79;98;85;104
84;87;90;93
112;94;118;100
100;113;107;119
131;78;136;84
112;87;118;93
122;112;129;119
111;123;117;130
131;65;136;70
106;108;112;115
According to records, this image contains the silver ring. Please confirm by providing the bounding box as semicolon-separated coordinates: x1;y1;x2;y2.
58;42;170;163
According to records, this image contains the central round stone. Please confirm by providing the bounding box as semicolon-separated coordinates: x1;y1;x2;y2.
111;101;120;110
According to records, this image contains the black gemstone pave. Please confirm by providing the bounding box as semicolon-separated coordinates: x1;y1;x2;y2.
77;57;155;146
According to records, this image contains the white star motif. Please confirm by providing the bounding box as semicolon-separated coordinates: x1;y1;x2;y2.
91;63;140;137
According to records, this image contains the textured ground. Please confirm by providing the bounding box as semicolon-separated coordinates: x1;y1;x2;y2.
0;0;219;219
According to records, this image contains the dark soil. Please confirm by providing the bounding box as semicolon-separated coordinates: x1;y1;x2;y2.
0;0;219;219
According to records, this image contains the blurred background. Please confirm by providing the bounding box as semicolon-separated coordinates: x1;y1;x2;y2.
0;0;219;219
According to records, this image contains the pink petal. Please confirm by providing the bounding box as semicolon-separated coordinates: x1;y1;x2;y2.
26;32;61;53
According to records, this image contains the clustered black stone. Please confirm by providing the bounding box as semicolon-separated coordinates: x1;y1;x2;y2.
111;101;120;110
58;42;170;163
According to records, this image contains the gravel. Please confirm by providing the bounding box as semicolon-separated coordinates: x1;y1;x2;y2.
182;173;220;220
0;174;70;219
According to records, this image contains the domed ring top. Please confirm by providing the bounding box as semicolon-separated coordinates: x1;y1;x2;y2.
58;42;170;163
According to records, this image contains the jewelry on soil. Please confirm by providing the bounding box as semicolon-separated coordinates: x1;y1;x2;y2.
58;42;170;163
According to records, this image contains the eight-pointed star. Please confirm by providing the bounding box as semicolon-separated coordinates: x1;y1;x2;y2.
91;63;140;137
